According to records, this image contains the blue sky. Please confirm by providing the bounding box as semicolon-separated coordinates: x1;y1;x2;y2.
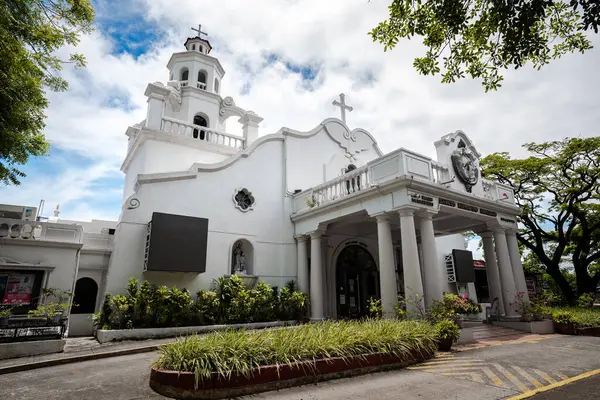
2;0;599;223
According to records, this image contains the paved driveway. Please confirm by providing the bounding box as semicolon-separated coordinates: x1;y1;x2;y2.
0;335;599;400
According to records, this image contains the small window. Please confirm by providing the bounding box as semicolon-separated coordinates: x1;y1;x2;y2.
193;114;208;140
214;78;220;94
198;70;207;84
199;46;203;53
192;44;196;51
233;188;255;212
180;68;189;81
72;277;98;314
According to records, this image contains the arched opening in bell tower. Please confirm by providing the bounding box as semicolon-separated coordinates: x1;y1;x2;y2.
193;114;209;140
180;68;189;85
197;70;207;90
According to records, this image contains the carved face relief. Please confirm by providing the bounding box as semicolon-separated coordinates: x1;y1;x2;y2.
451;139;479;193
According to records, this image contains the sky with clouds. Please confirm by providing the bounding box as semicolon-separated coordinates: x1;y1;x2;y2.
2;0;600;223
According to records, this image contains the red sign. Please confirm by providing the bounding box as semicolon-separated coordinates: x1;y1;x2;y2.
473;260;486;269
2;275;34;305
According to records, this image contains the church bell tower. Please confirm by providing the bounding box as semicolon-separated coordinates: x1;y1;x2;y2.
121;24;263;203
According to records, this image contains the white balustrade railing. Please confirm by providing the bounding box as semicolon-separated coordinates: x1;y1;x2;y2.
0;218;83;242
180;80;188;87
197;82;206;90
431;161;450;183
160;117;245;149
308;166;370;209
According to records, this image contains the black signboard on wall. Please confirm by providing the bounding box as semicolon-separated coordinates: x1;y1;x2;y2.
452;249;475;283
145;212;209;273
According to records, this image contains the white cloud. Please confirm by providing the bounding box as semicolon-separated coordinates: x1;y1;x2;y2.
8;0;600;220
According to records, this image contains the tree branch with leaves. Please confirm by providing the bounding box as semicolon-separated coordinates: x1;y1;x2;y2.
480;137;600;302
0;0;95;185
370;0;597;91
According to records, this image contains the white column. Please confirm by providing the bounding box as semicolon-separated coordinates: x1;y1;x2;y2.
399;208;425;314
309;231;324;320
480;232;505;316
506;230;530;303
296;236;309;294
419;212;443;308
375;214;398;318
494;228;518;317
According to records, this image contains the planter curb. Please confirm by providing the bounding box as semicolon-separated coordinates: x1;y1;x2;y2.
0;344;159;375
150;350;434;399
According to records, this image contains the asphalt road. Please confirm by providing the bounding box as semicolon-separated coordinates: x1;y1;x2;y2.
528;372;600;400
0;335;598;400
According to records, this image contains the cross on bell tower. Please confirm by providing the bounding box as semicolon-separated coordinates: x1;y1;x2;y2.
332;93;353;124
191;24;207;39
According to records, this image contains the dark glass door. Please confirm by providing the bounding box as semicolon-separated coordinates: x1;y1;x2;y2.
336;245;379;319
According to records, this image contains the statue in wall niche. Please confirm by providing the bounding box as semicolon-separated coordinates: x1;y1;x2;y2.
232;242;247;274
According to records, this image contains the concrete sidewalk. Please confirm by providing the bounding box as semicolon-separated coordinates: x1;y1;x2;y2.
0;336;174;375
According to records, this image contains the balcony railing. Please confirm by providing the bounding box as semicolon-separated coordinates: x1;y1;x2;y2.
0;218;83;243
160;117;245;149
197;82;206;90
293;166;371;213
292;149;515;214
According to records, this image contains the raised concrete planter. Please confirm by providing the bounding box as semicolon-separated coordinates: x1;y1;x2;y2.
150;350;432;399
456;327;475;345
0;339;65;360
96;320;298;344
494;319;554;334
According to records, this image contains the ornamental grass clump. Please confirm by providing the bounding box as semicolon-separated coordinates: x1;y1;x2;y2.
154;319;438;387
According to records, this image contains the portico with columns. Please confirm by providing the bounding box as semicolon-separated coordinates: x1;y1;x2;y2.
292;130;528;320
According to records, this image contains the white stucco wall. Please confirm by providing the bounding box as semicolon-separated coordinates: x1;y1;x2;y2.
106;138;296;295
0;243;80;313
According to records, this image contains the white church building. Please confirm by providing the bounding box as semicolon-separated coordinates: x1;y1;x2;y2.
0;29;528;336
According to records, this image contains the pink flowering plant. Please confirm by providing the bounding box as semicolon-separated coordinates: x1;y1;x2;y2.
428;293;481;322
444;293;481;315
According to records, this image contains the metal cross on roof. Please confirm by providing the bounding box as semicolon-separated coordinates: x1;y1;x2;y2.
191;24;208;39
332;93;353;124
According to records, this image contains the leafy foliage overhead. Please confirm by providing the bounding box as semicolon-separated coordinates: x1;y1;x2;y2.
480;137;600;301
370;0;597;91
0;0;94;185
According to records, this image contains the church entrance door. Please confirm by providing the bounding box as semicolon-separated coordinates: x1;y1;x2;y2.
336;245;379;319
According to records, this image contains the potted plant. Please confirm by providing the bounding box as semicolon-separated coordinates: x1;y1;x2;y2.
28;302;69;323
0;306;12;327
435;319;460;351
552;311;576;335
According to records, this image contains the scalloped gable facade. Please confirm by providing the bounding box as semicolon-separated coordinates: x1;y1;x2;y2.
106;119;383;293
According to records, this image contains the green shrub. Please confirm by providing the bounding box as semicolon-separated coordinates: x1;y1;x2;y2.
552;310;575;325
577;293;595;309
154;319;438;387
279;284;309;321
368;297;383;318
98;276;311;330
193;290;219;325
435;319;460;342
251;281;277;322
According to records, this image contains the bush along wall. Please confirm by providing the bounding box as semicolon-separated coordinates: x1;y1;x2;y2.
94;276;309;330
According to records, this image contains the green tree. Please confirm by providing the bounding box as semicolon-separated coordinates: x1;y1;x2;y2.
370;0;597;91
0;0;95;185
480;137;600;302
